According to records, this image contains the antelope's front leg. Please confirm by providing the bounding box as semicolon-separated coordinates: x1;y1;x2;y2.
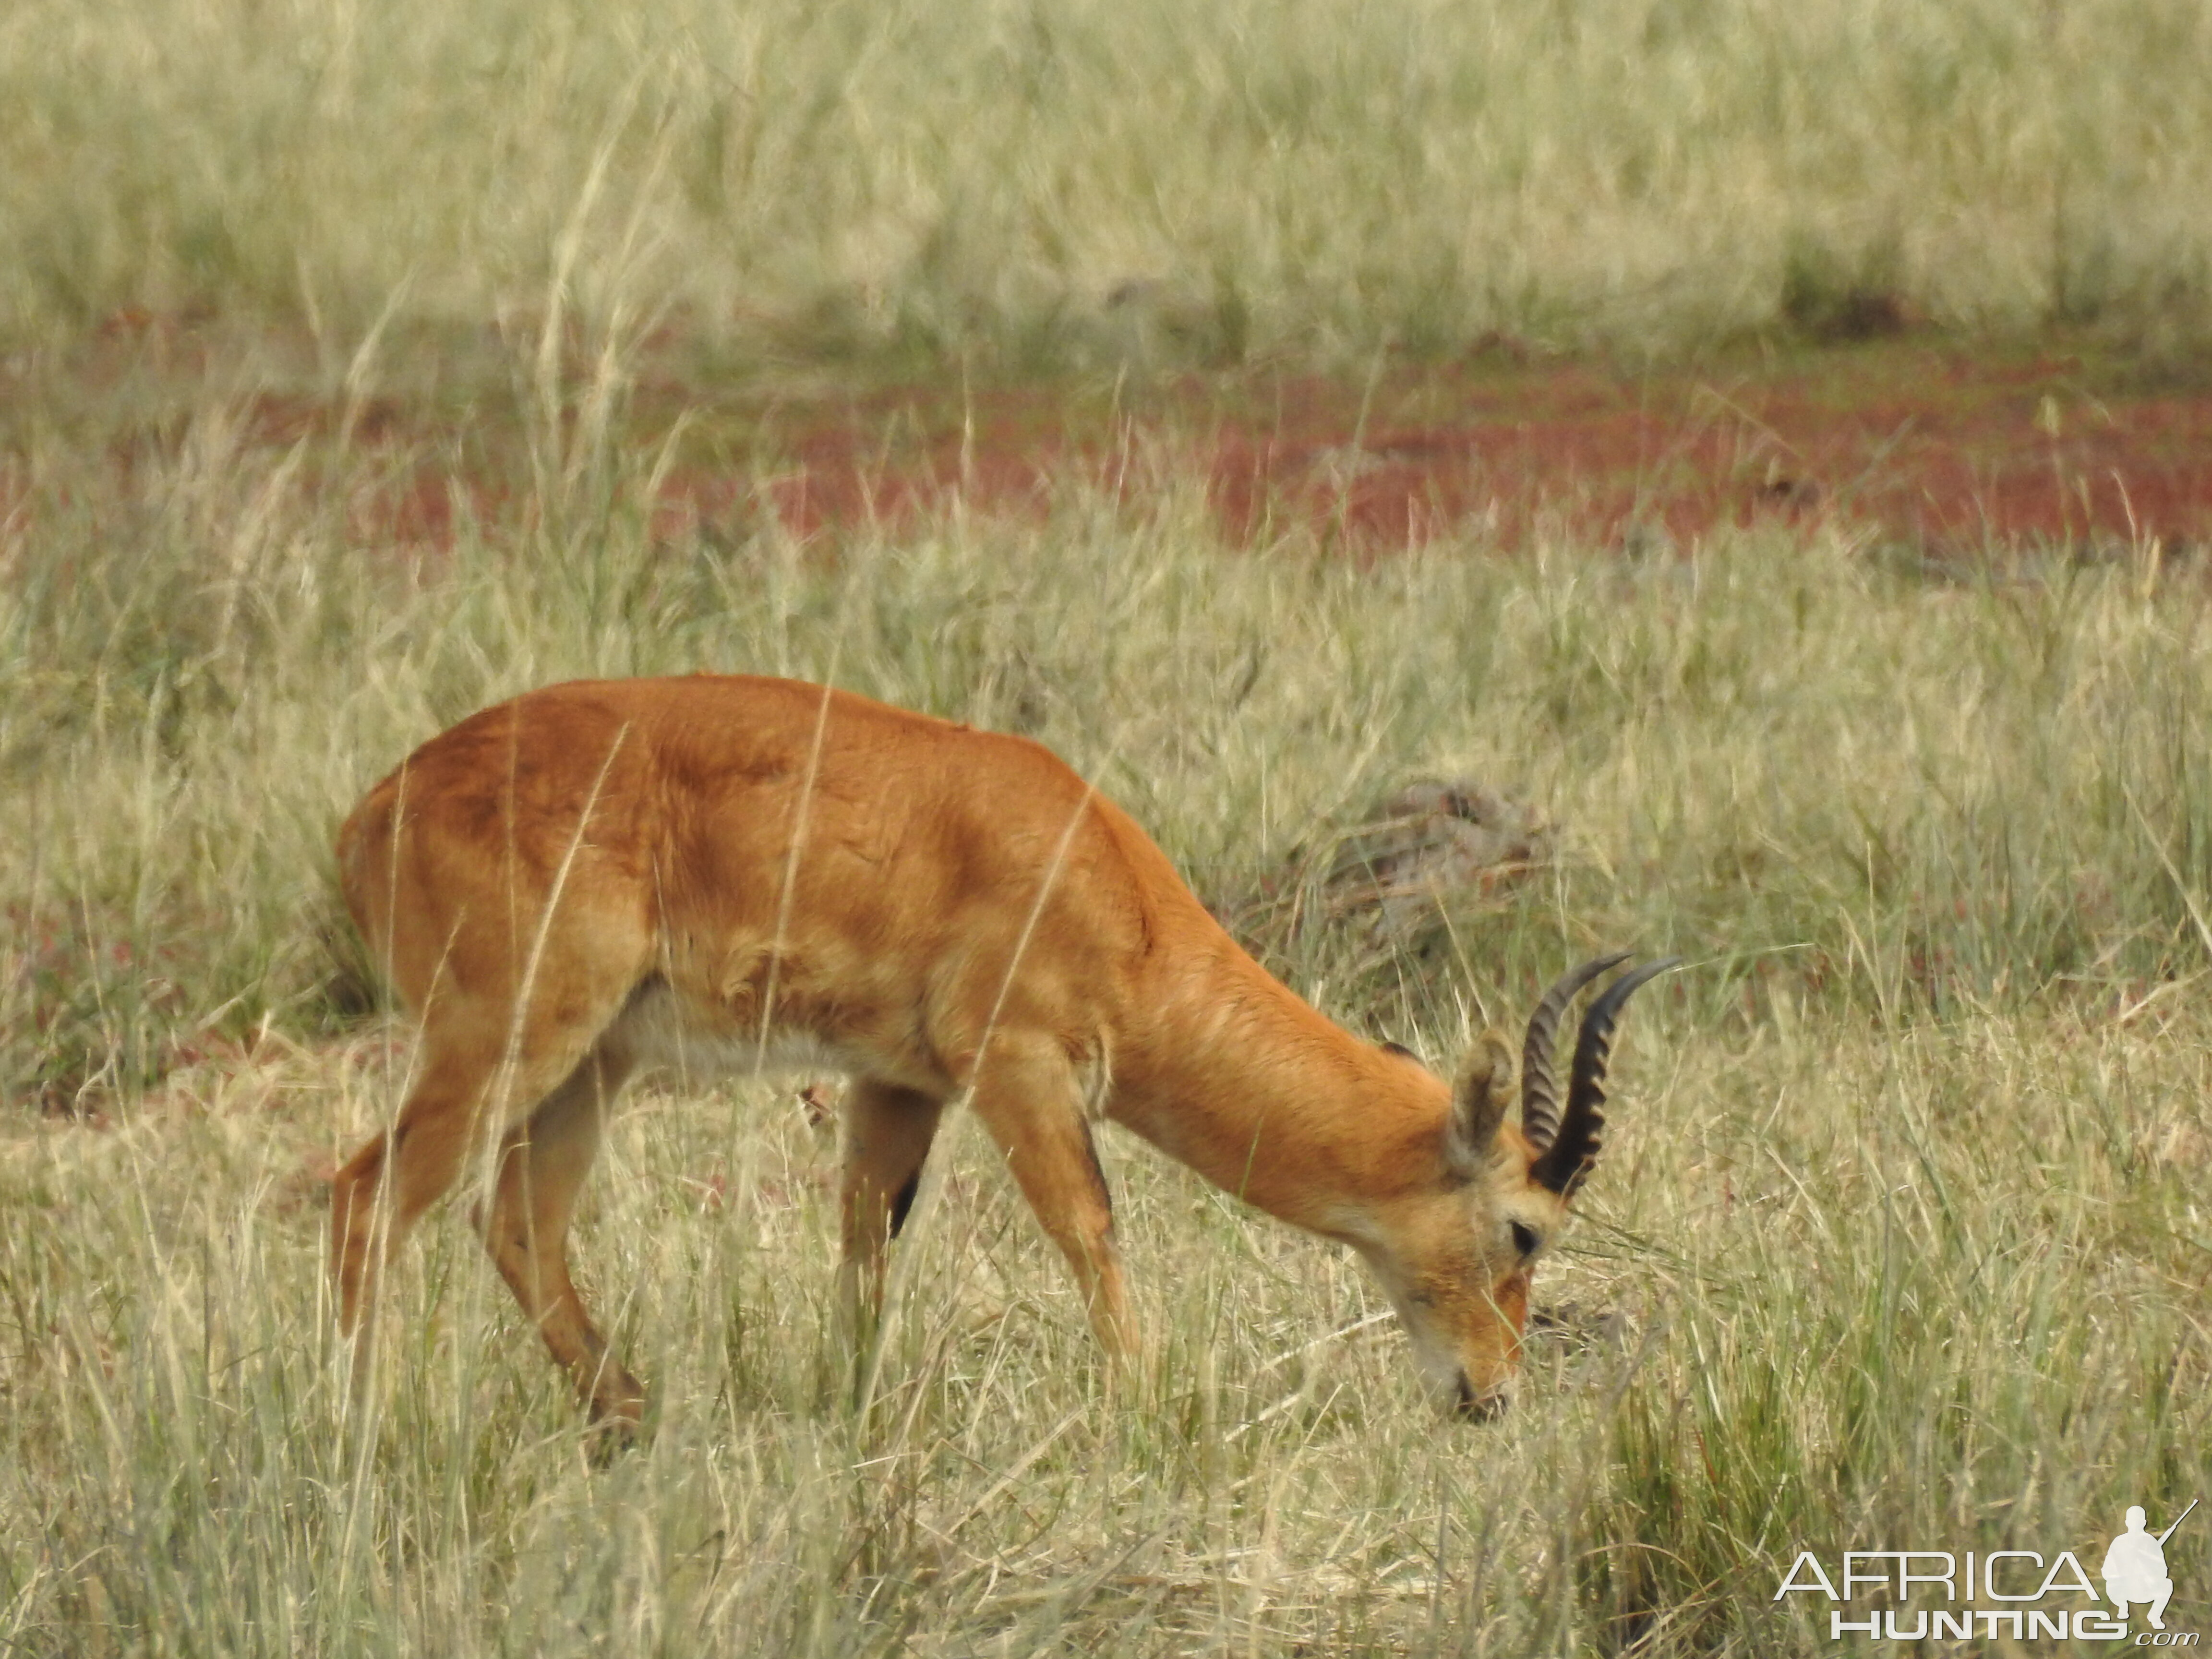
838;1081;947;1326
964;1042;1137;1360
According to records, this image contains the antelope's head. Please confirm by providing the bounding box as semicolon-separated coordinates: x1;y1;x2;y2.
1365;954;1677;1417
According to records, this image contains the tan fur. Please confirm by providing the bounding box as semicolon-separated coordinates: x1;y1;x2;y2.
330;675;1596;1427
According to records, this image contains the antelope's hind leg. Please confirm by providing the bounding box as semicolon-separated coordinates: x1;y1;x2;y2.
331;961;648;1414
329;1017;558;1347
480;1037;643;1429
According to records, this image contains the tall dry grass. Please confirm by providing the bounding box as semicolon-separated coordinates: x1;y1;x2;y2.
1;362;2207;1652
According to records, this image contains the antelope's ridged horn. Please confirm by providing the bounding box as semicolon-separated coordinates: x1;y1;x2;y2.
1533;956;1682;1198
1519;952;1632;1151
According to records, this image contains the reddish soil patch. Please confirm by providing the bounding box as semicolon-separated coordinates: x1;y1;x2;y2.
717;346;2212;556
21;323;2212;558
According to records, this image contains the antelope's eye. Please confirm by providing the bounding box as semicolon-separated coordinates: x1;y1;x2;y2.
1510;1222;1540;1259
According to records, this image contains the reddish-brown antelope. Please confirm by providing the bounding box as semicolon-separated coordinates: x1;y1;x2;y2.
331;675;1673;1428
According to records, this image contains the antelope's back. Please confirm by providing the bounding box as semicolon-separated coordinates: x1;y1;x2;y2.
336;676;1190;1037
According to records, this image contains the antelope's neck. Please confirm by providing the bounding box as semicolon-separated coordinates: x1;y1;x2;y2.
1114;940;1447;1238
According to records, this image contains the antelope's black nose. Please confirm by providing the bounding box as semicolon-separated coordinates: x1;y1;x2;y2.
1454;1373;1507;1421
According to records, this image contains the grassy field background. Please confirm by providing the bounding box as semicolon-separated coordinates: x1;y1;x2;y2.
5;0;2212;364
4;0;2212;1651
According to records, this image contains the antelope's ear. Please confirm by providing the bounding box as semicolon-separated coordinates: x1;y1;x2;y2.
1444;1030;1515;1179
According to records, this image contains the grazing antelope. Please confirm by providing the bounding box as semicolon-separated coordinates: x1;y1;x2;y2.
330;675;1673;1428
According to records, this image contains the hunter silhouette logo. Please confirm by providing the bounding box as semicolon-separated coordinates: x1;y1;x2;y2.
2107;1502;2195;1632
1774;1496;2200;1643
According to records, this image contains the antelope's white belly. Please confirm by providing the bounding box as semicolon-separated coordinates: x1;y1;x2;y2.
619;980;873;1085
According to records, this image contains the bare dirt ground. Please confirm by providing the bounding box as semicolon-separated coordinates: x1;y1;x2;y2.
21;323;2212;561
718;342;2212;559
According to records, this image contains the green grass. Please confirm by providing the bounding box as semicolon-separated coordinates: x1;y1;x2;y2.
2;363;2208;1652
5;0;2212;366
